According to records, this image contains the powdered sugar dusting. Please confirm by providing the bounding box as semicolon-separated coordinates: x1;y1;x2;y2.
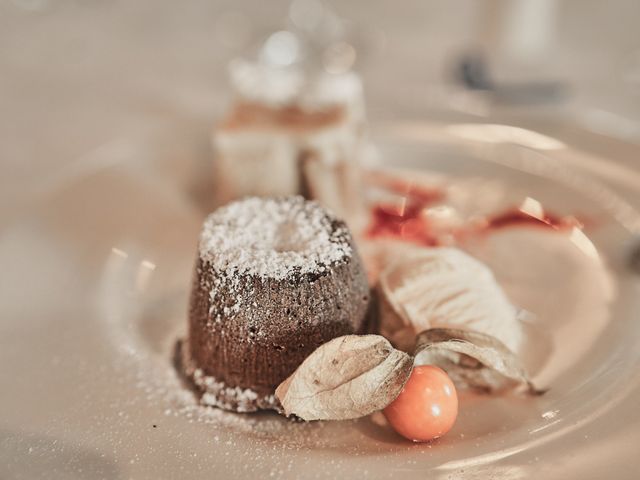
199;196;352;280
178;339;280;413
229;59;363;111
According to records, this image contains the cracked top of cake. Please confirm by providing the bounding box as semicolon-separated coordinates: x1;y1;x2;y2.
198;196;353;280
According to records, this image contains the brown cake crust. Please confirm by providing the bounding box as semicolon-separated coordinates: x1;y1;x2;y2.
182;197;371;412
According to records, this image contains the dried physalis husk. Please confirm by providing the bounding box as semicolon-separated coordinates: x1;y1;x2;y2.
275;335;413;421
414;328;545;395
378;249;524;354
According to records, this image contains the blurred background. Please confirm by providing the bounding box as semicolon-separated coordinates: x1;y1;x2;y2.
1;0;639;222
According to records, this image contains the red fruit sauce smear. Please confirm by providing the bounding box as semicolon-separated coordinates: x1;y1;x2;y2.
364;173;446;246
367;202;442;246
364;172;580;246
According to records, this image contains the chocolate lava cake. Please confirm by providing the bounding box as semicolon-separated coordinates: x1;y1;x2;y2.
180;196;371;412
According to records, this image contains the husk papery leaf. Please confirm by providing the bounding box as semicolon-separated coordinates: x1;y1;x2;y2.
275;335;413;420
378;249;524;354
415;328;545;395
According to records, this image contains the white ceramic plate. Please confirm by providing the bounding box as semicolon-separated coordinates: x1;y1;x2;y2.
2;123;640;479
